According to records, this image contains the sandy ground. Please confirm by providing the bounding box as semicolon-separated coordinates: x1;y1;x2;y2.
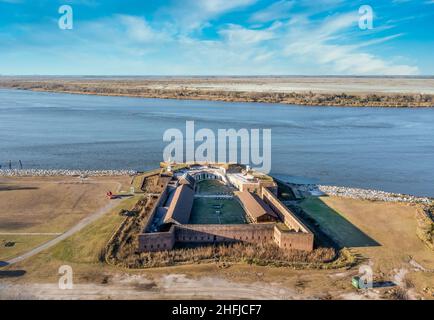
0;264;374;300
139;77;434;94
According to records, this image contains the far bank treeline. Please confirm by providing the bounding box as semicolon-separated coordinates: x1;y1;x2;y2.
1;79;433;108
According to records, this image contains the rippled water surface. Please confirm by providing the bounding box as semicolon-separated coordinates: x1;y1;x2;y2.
1;89;433;196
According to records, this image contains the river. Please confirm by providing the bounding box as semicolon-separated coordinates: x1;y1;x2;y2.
1;89;433;196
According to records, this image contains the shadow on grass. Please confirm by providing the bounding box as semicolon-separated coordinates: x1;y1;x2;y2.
0;184;39;192
298;197;380;249
0;269;26;278
373;280;396;288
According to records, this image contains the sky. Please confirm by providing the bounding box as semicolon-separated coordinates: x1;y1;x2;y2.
0;0;433;76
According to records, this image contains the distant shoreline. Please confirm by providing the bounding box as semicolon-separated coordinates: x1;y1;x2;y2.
1;76;434;107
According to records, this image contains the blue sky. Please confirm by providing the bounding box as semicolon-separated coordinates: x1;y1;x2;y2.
0;0;433;75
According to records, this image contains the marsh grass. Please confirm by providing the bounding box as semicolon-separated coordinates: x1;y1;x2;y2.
113;242;340;269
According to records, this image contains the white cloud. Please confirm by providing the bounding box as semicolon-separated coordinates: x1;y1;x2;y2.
280;13;419;75
116;15;167;43
199;0;257;14
0;1;421;76
163;0;258;32
250;0;294;23
219;24;276;44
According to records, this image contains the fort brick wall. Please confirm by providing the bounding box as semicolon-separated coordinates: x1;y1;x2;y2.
138;229;175;252
261;187;310;233
143;181;170;233
138;165;314;253
175;224;276;244
273;226;314;251
139;223;313;252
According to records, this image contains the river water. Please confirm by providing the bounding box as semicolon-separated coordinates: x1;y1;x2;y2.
1;89;433;196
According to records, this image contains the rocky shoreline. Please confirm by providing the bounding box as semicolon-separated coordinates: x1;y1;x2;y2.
1;169;432;204
0;169;137;177
296;184;432;204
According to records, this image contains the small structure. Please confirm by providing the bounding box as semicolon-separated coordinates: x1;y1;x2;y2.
237;191;277;223
162;184;194;225
179;173;196;189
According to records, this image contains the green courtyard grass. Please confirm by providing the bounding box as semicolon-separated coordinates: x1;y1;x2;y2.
195;180;234;195
189;198;247;224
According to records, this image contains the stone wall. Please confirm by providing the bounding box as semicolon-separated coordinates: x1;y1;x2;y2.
261;187;310;233
138;229;175;252
274;226;314;251
175;224;276;244
138;223;314;252
143;180;170;233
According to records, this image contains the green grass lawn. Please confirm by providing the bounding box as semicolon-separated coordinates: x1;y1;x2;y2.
195;180;234;195
299;197;379;248
189;198;247;224
0;235;56;261
49;196;141;264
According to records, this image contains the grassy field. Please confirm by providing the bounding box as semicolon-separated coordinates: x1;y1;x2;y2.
0;176;131;233
0;176;132;263
189;198;247;224
1;196;139;283
49;196;140;264
299;197;380;248
300;196;434;297
0;235;55;261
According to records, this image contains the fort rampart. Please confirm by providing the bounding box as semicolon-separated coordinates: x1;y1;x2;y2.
139;223;313;252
